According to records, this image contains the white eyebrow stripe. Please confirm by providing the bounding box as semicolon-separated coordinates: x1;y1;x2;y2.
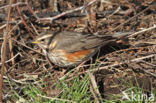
37;34;52;41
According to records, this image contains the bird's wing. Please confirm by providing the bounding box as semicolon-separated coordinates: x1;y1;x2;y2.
54;31;116;53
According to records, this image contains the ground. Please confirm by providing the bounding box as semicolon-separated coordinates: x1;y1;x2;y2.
0;0;156;102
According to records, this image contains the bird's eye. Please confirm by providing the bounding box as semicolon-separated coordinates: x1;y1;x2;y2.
41;39;44;42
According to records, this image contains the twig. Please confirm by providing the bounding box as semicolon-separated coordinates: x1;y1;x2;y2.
129;24;156;37
0;53;20;66
53;0;58;12
123;0;136;14
7;20;22;35
0;0;13;102
59;60;88;80
59;68;77;80
39;0;98;22
8;0;15;65
87;54;156;73
88;71;103;103
90;85;99;102
25;0;40;21
141;60;156;67
0;24;7;30
140;68;156;78
107;5;152;34
107;6;121;18
0;2;26;10
12;38;44;56
16;5;34;38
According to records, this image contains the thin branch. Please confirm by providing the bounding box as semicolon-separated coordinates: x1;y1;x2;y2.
129;24;156;37
12;38;44;56
25;0;40;21
8;0;15;65
88;71;103;103
16;5;34;38
87;54;156;76
39;0;98;22
0;53;20;66
0;0;13;102
0;2;26;10
106;5;152;34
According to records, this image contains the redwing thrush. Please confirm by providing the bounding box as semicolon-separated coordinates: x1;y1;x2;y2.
33;31;129;67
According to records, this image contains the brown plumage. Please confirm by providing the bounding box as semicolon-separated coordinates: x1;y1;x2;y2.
33;31;129;67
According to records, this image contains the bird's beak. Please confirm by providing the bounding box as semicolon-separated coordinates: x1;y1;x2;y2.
32;41;38;44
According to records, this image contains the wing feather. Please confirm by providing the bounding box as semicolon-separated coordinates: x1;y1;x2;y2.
53;31;115;53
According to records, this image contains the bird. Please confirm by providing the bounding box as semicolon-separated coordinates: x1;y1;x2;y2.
32;31;130;67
